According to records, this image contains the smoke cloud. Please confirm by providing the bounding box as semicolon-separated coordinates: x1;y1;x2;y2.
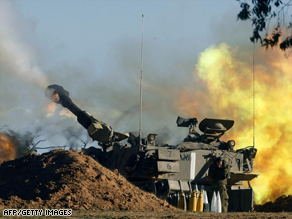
0;1;87;151
0;1;190;152
0;1;50;88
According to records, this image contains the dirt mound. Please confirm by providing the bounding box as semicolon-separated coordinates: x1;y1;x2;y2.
254;195;292;212
0;149;173;211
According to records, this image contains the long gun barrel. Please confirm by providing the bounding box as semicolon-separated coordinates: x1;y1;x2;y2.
45;84;92;129
45;84;128;144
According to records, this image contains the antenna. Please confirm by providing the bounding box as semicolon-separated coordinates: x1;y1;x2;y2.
252;42;255;148
139;14;144;145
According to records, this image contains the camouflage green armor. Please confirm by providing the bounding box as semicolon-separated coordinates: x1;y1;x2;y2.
45;84;259;212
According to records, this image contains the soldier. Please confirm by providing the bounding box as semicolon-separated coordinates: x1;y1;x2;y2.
208;157;230;213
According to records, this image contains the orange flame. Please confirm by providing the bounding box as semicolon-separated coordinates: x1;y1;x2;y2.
174;43;292;204
51;93;60;103
44;93;60;117
0;133;17;164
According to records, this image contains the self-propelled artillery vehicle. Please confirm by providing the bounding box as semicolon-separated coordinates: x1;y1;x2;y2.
45;84;258;212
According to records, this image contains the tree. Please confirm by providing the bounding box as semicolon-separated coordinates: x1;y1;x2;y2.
237;0;292;54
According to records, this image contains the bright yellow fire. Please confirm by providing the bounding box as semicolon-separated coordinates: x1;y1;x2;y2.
175;43;292;204
0;133;17;163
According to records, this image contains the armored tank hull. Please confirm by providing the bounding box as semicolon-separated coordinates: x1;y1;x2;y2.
45;84;258;212
90;142;257;212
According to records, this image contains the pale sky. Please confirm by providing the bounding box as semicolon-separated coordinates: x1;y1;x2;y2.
0;0;256;150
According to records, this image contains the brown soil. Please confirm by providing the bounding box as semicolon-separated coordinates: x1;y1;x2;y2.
0;149;173;211
254;195;292;212
0;149;291;218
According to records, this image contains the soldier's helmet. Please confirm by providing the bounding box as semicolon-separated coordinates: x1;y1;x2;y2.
215;157;223;163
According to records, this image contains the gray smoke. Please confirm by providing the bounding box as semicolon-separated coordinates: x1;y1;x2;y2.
0;1;50;88
0;1;257;153
0;1;93;152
